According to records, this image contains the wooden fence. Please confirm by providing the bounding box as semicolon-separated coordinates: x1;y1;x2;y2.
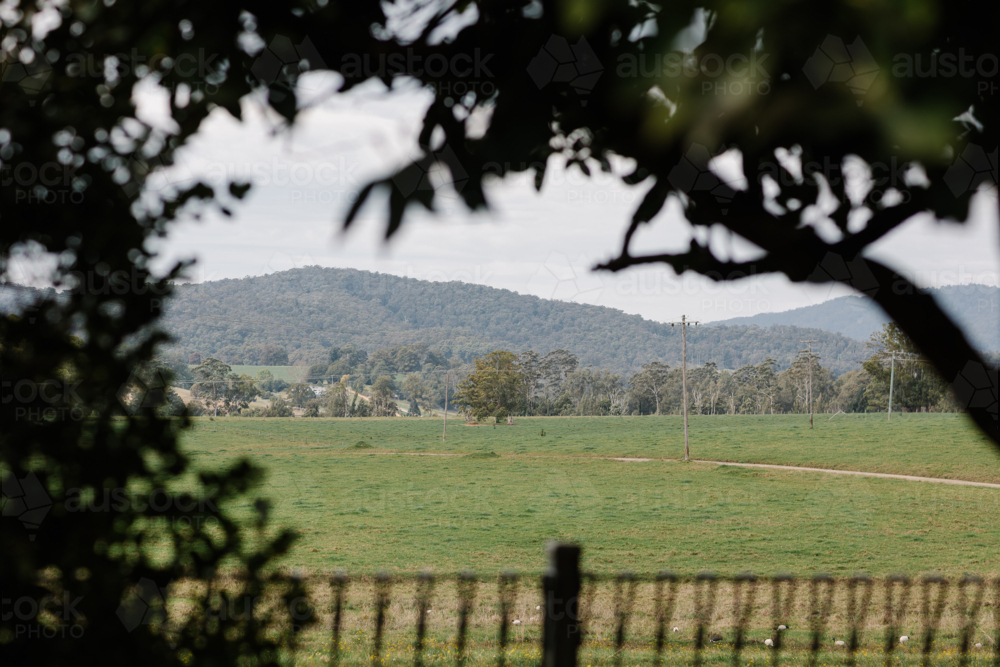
207;545;1000;666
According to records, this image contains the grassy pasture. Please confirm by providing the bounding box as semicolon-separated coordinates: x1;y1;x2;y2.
184;413;1000;482
192;364;309;384
159;414;1000;665
178;414;1000;576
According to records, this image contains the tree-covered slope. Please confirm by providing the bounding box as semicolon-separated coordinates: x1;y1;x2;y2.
715;286;999;352
160;267;870;375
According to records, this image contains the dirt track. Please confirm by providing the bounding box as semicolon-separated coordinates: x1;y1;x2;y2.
608;457;1000;488
394;451;1000;488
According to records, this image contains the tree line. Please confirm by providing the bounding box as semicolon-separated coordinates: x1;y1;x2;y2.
452;323;974;422
150;323;984;420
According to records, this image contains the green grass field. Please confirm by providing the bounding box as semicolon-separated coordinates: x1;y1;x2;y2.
190;364;309;383
178;413;1000;577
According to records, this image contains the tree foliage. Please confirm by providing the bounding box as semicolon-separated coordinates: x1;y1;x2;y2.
401;372;428;416
453;350;527;422
630;362;671;415
862;323;950;412
255;368;290;393
286;382;316;408
192;357;261;415
370;375;399;417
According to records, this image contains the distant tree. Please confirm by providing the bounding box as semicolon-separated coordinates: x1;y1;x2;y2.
308;363;329;383
518;350;543;414
256;368;289;394
690;362;722;415
188;352;202;365
630;362;672;415
329;344;368;369
562;368;625;416
424;349;448;369
832;371;872;413
540;349;579;414
371;375;399;417
368;348;397;376
395;343;428;373
351;391;372;418
155;353;195;385
551;394;575;416
401;373;428;416
453;351;527;424
190;360;259;415
542;349;578;384
302;400;322;417
287;383;316;408
262;396;294;418
192;357;232;417
734;358;780;414
778;354;834;414
328;357;353;377
323;376;357;417
862;323;946;412
328;347;343;364
718;372;739;416
225;374;261;415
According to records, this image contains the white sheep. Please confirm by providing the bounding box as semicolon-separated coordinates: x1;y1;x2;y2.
764;638;773;647
536;605;542;610
899;636;909;644
778;625;788;630
513;619;522;626
672;627;680;633
834;640;845;647
974;643;983;649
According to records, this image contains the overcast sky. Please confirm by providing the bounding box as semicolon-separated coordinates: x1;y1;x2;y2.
125;76;1000;326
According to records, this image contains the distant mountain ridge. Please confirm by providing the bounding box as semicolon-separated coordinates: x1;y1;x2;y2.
5;272;993;374
713;285;999;352
155;267;871;375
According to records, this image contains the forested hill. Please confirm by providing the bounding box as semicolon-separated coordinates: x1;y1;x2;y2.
715;285;999;351
159;267;868;375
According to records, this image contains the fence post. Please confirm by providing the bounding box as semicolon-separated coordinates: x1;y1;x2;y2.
543;543;582;667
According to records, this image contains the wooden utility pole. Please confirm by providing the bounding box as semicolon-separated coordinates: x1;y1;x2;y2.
443;370;449;441
800;340;818;429
668;315;700;460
